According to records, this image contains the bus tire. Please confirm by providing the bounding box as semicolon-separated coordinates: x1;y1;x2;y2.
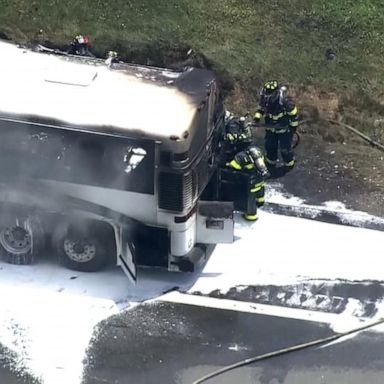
53;222;109;272
0;215;44;265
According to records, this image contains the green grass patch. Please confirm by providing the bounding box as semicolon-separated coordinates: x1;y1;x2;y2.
0;0;383;110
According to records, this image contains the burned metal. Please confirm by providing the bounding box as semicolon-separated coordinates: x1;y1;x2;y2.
0;40;238;282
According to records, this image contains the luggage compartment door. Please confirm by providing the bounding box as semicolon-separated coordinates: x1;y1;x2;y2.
116;225;137;284
196;201;234;244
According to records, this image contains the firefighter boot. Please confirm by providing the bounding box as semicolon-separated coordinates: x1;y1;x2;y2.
284;159;295;171
243;213;258;221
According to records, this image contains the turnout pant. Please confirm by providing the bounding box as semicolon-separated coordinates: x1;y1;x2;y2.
265;129;295;167
246;180;265;220
218;168;266;221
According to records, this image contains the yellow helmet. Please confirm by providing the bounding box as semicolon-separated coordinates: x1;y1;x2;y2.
261;80;280;104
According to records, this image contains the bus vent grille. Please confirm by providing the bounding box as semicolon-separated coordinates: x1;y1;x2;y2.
158;172;193;212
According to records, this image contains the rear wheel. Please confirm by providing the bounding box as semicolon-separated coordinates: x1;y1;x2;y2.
0;215;44;265
53;222;111;272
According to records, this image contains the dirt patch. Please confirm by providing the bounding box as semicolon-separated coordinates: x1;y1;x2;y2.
225;83;256;113
226;84;342;120
227;84;384;147
227;84;384;217
292;86;341;121
273;130;384;217
301;120;349;144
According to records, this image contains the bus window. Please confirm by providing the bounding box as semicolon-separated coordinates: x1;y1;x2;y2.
123;147;147;174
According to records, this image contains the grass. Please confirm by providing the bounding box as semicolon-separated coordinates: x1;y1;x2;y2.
0;0;384;122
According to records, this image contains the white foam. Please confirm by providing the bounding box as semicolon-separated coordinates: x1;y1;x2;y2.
0;260;194;383
0;193;384;382
265;185;384;227
190;210;384;295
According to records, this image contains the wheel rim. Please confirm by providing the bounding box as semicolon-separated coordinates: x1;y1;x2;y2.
0;226;32;255
63;238;96;263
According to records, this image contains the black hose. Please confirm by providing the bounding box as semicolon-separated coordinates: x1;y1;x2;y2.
327;119;384;152
192;317;384;384
299;119;384;152
292;131;300;149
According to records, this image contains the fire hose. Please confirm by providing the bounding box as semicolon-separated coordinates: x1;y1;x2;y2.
327;119;384;152
292;130;300;149
256;119;384;152
192;316;384;384
298;118;384;152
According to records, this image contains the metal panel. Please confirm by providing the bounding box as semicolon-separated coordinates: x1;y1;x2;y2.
158;172;193;212
115;225;137;284
0;118;155;194
40;180;158;224
196;201;234;244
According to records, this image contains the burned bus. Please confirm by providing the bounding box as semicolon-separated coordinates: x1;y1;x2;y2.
0;41;234;282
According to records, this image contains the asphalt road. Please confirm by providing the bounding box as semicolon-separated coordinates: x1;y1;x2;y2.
0;345;39;384
81;299;384;384
1;286;384;384
82;301;334;384
253;330;384;384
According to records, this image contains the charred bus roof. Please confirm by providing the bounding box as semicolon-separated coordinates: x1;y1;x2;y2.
0;40;217;141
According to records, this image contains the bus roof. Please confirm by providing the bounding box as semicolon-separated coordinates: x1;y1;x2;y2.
0;41;216;139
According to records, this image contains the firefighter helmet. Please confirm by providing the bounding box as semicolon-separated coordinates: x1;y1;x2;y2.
74;35;89;45
261;80;280;104
107;50;118;58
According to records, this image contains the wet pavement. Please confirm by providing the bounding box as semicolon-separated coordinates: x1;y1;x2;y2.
0;367;26;384
0;367;37;384
0;345;38;384
251;329;384;384
2;285;384;384
81;298;384;384
82;301;333;384
273;134;384;218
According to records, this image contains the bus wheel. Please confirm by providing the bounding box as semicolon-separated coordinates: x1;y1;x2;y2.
54;223;109;272
0;216;44;265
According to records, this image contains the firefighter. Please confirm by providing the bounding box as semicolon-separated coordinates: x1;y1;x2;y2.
67;35;95;57
105;50;120;66
254;80;299;171
223;112;252;163
227;145;269;221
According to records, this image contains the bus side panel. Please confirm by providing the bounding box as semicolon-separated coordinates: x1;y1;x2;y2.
0;118;155;195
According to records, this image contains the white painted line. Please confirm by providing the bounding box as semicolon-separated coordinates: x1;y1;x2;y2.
158;291;363;329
